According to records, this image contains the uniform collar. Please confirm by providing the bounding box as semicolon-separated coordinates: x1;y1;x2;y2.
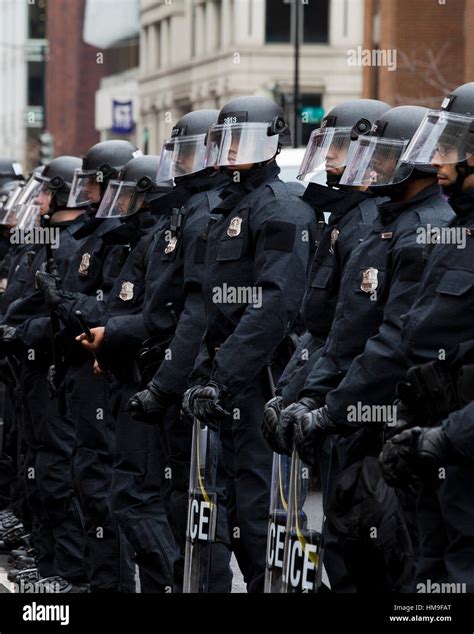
214;161;281;213
100;211;154;245
448;189;474;219
175;170;230;195
376;182;441;226
303;183;372;224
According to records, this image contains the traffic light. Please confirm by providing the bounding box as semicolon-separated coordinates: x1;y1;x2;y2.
39;131;54;165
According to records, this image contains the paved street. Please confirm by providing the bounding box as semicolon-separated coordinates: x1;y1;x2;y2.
0;490;326;594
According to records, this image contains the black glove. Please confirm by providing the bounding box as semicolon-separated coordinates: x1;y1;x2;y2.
261;396;287;455
379;425;459;488
0;325;17;342
294;404;337;465
0;325;19;354
47;364;58;399
383;398;414;440
192;381;231;430
126;382;174;424
35;271;65;309
276;397;322;457
181;385;205;425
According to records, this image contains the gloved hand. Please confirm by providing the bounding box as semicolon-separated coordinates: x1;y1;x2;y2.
126;382;174;424
0;325;17;342
294;404;337;465
261;396;286;454
35;271;64;309
379;425;459;488
192;381;231;430
181;385;205;425
274;397;322;457
383;398;413;440
47;364;58;399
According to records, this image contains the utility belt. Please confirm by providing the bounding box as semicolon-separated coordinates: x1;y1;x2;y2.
398;356;474;425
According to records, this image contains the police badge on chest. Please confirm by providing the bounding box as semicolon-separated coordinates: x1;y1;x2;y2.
361;267;379;293
78;253;91;276
227;217;242;237
119;281;134;301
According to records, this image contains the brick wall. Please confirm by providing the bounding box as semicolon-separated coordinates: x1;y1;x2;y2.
364;0;467;107
46;0;105;158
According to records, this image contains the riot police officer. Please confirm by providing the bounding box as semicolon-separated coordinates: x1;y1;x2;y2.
380;82;474;591
1;156;89;592
263;98;391;447
260;98;390;593
270;105;454;591
127;109;233;592
74;154;178;592
36;140;143;592
183;96;317;592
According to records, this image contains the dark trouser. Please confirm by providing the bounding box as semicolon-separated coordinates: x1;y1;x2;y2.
317;437;357;593
22;361;86;582
219;377;273;593
151;401;232;593
110;380;177;593
414;465;474;592
0;385;18;511
67;362;135;591
9;386;31;530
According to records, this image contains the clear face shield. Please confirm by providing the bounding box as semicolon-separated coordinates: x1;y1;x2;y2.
339;136;413;187
156;134;208;181
0;184;25;227
15;203;41;230
67;169;102;208
297;126;353;182
33;181;55;215
95;180;147;218
10;175;42;216
401;110;474;166
204;122;280;168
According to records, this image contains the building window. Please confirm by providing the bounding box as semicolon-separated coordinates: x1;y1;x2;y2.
265;0;291;43
265;0;329;44
303;0;329;43
28;0;47;40
27;61;44;107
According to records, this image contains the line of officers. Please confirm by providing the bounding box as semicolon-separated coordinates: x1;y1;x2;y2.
0;85;471;594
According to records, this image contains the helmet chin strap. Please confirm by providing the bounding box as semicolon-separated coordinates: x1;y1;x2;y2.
449;160;474;197
326;172;341;188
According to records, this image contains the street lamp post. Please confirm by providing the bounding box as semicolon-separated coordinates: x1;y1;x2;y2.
282;0;303;147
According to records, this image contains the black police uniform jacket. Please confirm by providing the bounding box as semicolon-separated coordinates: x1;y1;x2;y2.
301;183;454;432
277;184;382;404
191;161;317;400
99;173;229;384
144;174;230;397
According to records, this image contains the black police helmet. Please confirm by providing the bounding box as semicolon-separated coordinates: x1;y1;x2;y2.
82;140;142;181
36;155;83;207
171;109;220;138
217;95;291;146
120;155;173;202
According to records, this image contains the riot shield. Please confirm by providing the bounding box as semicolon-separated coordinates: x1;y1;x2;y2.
264;452;292;592
281;450;323;593
183;417;220;593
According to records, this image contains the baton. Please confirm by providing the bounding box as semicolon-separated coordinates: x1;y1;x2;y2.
75;310;94;343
